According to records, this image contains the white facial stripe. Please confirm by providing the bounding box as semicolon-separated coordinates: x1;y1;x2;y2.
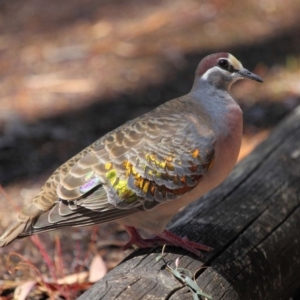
201;68;216;80
201;66;230;81
228;54;243;70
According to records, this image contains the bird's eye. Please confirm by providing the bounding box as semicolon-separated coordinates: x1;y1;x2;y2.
218;59;229;69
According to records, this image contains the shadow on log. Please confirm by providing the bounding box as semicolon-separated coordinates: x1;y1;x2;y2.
78;107;300;300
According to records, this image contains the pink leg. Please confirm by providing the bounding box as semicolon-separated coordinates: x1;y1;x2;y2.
123;226;212;256
122;226;164;250
157;230;212;256
122;226;173;250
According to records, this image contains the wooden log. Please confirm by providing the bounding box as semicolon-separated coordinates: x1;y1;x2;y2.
78;107;300;300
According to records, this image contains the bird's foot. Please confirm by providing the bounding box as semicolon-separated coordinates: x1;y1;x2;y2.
122;226;160;250
156;230;212;256
123;226;212;256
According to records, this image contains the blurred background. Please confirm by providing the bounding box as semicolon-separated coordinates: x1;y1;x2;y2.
0;0;300;298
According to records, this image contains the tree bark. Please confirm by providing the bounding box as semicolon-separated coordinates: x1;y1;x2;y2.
78;107;300;300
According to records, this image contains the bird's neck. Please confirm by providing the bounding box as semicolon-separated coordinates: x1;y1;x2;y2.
189;79;241;136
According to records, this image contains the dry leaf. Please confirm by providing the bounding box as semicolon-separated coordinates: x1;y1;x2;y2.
56;271;89;285
13;280;36;300
88;255;107;283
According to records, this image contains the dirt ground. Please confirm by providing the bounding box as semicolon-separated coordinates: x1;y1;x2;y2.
0;0;300;299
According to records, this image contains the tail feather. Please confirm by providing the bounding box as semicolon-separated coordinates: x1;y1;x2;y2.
0;202;46;247
0;199;140;247
0;221;29;247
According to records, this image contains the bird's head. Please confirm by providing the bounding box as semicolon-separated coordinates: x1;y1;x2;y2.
194;52;263;90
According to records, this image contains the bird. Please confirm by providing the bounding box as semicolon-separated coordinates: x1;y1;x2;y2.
0;53;262;256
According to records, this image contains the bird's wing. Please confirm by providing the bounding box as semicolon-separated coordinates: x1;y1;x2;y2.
29;108;215;233
0;100;216;243
56;104;216;211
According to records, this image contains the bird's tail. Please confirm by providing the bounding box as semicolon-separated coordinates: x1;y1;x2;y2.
0;221;28;247
0;198;140;247
0;202;45;247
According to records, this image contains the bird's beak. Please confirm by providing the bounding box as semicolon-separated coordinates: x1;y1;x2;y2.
237;68;263;83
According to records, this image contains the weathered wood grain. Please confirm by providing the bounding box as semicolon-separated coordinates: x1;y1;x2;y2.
78;106;300;300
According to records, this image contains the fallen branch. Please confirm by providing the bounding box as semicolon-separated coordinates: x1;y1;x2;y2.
78;106;300;300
